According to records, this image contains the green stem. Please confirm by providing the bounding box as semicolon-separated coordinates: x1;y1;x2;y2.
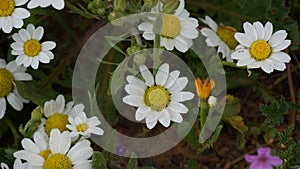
5;117;21;148
153;34;161;74
199;100;207;130
222;61;247;69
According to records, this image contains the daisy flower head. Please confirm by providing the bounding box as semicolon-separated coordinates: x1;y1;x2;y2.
14;131;50;164
27;0;65;10
11;24;56;69
123;63;195;129
15;129;93;169
66;111;104;139
0;59;32;119
200;16;238;61
0;0;30;33
138;0;199;53
38;94;76;137
232;21;291;73
245;147;282;169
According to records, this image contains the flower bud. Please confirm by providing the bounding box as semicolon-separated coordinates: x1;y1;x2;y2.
114;0;127;12
144;0;158;8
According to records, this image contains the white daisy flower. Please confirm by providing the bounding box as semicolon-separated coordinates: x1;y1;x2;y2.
37;94;84;137
0;59;32;119
14;129;93;169
14;131;50;164
231;21;291;73
27;0;65;10
66;111;104;139
138;0;199;53
0;0;30;33
123;63;194;129
200;16;238;61
11;24;56;69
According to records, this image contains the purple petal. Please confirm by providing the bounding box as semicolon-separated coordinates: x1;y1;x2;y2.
257;147;271;157
268;156;282;166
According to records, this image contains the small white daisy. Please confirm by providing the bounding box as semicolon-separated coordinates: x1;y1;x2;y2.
231;21;291;73
66;111;104;139
0;0;30;33
138;0;199;53
27;0;65;10
11;24;56;69
14;131;50;163
14;129;93;169
123;63;194;129
0;59;32;119
37;94;84;137
200;16;238;61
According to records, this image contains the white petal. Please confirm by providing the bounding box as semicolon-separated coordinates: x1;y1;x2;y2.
19;29;31;42
14;152;44;166
146;110;162;123
273;61;286;71
155;63;169;86
2;17;13;33
270;52;291;62
0;98;6;119
161;38;175;51
138;22;153;32
146;120;157;129
168;77;188;94
12;8;30;19
168;101;188;114
139;65;154;86
23;56;32;68
38;52;51;63
174;36;189;52
243;22;257;41
231;49;251;60
234;33;252;47
68;140;92;163
236;57;255;66
124;84;145;97
33;132;47;151
158;110;170;127
0;59;6;68
142;32;155;40
171;92;194;102
13;72;32;81
261;59;274;74
123;95;144;107
21;138;40;153
15;0;28;6
126;75;147;89
164;70;180;89
32;26;43;41
263;22;273;41
12;16;23;28
180;21;199;39
56;94;65;113
42;41;56;50
201;28;221;47
52;0;65;10
7;92;23;111
167;108;183;123
253;21;265;40
31;57;39;69
135;105;151;121
11;41;24;50
272;40;291;52
27;0;40;9
200;16;218;31
269;30;287;47
15;55;25;65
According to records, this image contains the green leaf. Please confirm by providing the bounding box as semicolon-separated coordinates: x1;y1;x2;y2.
222;95;241;119
260;96;288;127
92;151;108;169
127;153;138;169
66;2;100;19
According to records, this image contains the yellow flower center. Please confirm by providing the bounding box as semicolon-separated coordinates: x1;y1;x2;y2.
0;68;13;98
161;14;181;39
144;86;170;111
0;0;15;17
216;26;238;50
24;40;42;57
76;123;89;132
250;40;272;61
39;149;51;160
43;153;72;169
45;113;69;136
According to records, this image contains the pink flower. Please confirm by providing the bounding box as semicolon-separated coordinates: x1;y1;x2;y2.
245;147;282;169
